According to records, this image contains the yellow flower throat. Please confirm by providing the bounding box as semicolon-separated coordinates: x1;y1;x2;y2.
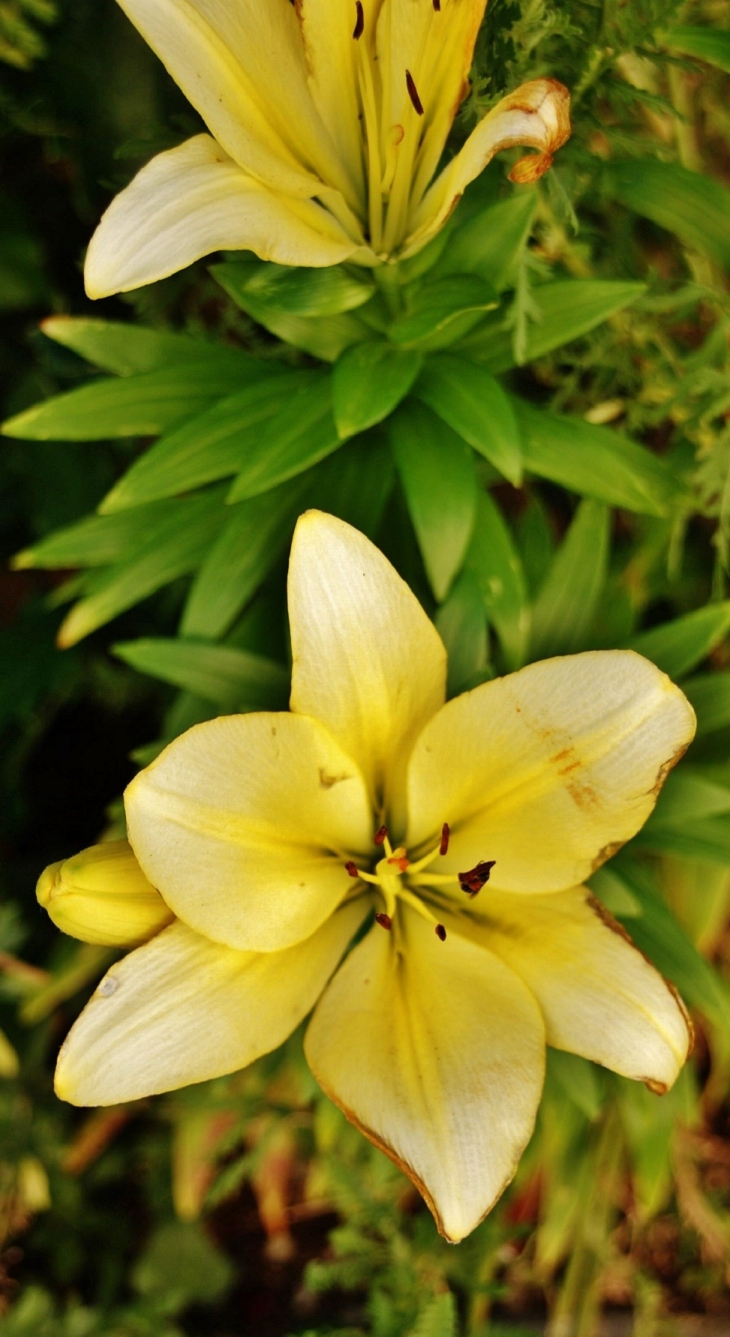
345;825;495;940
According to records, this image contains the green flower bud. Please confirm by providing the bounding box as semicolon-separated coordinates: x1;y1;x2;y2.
37;841;174;947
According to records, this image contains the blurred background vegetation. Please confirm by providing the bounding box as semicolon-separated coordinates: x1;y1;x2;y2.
1;0;730;1333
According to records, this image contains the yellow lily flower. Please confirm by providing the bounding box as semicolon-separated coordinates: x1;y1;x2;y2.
84;0;571;298
53;511;695;1242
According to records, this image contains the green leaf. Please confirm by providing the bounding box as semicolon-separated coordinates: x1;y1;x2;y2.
465;491;529;670
435;570;489;696
40;316;257;377
98;371;309;511
228;261;375;316
633;817;730;864
415;354;522;485
408;1292;457;1337
132;1221;234;1306
212;261;368;361
530;499;610;657
683;671;730;736
12;499;178;569
389;275;498;350
663;24;730;73
114;638;289;710
332;342;422;438
1;365;249;441
648;767;730;826
57;488;225;646
601;855;730;1028
390;401;477;601
624;604;730;678
435;189;537;290
462;280;646;371
548;1050;604;1121
226;372;342;503
515;400;683;516
181;476;309;639
310;432;395;537
604;161;730;270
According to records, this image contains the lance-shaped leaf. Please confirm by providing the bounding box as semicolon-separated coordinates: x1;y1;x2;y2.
462;280;646;371
99;371;310;511
624;604;730;679
515;401;683;516
228;261;375;316
435;570;489;697
662;24;730;73
226;372;341;503
13;500;180;571
530;499;610;658
57;489;226;647
389;275;498;351
604;161;730;271
41;317;259;378
435;190;537;291
465;491;529;670
113;639;289;711
332;342;422;438
2;366;249;441
683;672;730;737
212;262;368;362
390;401;477;602
415;354;522;485
181;477;309;640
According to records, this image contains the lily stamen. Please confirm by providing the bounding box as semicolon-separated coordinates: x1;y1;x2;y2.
458;861;496;897
375;912;393;931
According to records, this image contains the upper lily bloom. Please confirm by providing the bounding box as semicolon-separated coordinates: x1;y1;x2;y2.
51;512;694;1243
84;0;571;298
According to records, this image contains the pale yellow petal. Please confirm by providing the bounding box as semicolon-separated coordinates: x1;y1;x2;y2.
288;511;446;830
305;907;545;1242
56;901;366;1107
295;0;370;201
454;888;691;1091
404;78;571;257
406;651;696;892
125;711;373;953
115;0;354;200
85;136;359;299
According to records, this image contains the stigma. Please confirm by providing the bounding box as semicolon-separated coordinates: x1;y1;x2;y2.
343;824;495;941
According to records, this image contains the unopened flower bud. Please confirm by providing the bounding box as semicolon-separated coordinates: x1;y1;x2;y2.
37;841;173;947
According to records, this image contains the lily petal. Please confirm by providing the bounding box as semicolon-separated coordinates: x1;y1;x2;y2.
85;136;359;300
125;711;373;953
455;888;691;1092
295;0;372;202
305;907;545;1242
56;901;366;1106
288;512;447;831
406;651;696;892
115;0;350;200
404;78;571;257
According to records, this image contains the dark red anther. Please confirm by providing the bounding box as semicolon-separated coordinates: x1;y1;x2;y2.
375;912;393;931
458;860;496;897
433;0;441;10
345;861;360;878
440;822;450;856
353;1;364;39
374;824;389;846
405;69;424;116
435;923;447;941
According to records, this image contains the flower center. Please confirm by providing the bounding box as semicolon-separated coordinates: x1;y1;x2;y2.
344;825;495;942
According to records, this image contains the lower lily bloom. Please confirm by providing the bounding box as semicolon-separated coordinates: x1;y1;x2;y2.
84;0;571;297
49;512;695;1242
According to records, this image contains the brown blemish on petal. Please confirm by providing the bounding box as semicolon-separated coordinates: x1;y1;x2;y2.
509;152;553;185
589;839;626;875
649;739;693;800
643;1077;668;1096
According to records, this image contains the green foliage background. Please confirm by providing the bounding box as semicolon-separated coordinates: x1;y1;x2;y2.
1;1;730;1333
